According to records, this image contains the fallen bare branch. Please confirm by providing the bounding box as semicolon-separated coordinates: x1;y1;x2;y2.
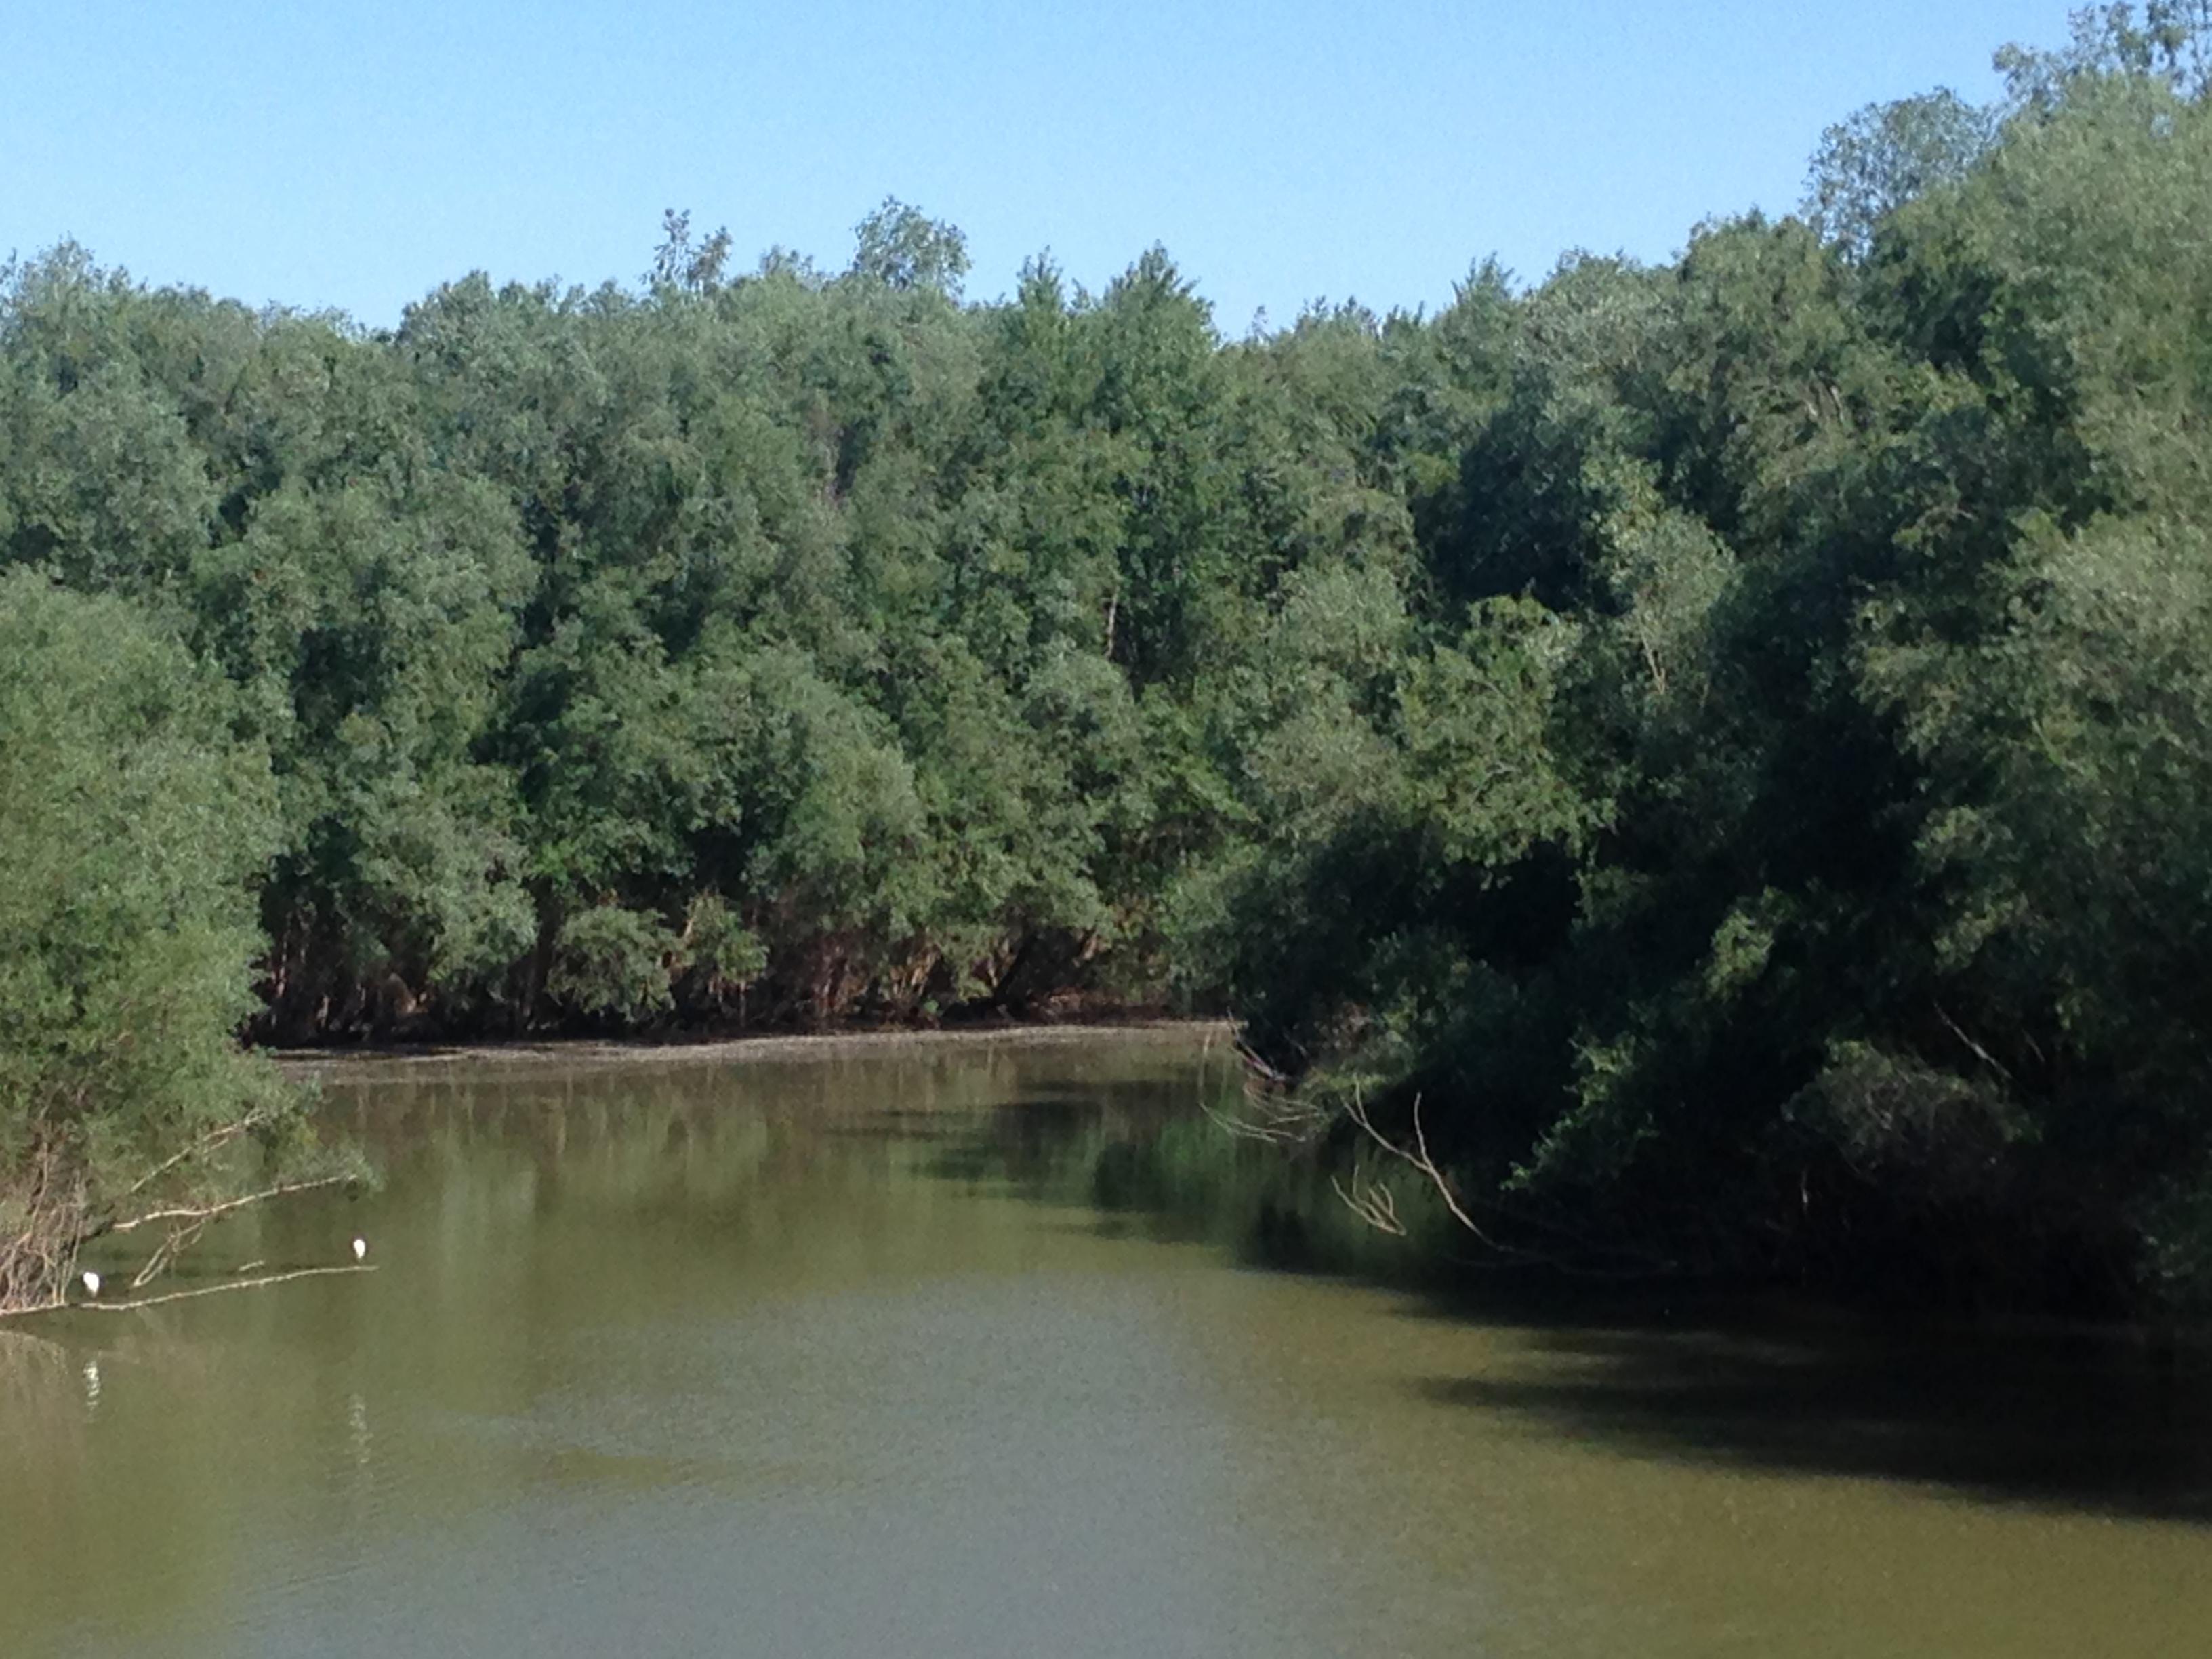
1200;1086;1328;1146
1340;1088;1547;1261
1330;1170;1408;1235
1334;1086;1679;1276
73;1264;377;1312
1230;1035;1293;1087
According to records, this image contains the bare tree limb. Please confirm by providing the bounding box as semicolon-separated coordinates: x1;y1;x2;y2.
114;1122;249;1204
1340;1089;1544;1260
129;1218;211;1291
99;1174;351;1240
1330;1170;1408;1236
1936;1002;2015;1082
1200;1086;1328;1146
73;1263;377;1312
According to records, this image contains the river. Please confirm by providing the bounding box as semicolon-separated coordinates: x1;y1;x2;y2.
3;1027;2207;1656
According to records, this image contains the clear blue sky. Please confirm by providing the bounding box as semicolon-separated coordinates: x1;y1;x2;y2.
5;1;2077;333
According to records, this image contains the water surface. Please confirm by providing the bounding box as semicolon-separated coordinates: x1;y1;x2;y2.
4;1029;2208;1656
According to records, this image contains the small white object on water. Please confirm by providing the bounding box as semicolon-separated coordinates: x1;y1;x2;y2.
80;1270;100;1298
352;1237;367;1262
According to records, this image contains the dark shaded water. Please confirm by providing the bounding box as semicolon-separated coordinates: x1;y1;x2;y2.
4;1028;2209;1656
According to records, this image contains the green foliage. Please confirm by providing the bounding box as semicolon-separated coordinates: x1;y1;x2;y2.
850;197;972;298
680;893;769;1008
9;11;2212;1311
550;904;682;1024
1804;91;1994;262
649;209;733;295
1996;2;2212;110
0;573;306;1308
1191;22;2212;1311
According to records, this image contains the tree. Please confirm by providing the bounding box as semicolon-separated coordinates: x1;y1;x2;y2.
849;197;972;297
1803;90;1994;262
648;208;733;295
1996;2;2212;111
0;574;338;1314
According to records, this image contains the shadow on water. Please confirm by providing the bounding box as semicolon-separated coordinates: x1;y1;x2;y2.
1398;1296;2212;1523
916;1081;2212;1525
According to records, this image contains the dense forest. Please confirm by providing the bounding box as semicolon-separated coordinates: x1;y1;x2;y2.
9;5;2212;1313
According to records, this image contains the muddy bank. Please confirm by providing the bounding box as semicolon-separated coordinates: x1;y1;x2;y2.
275;1017;1236;1082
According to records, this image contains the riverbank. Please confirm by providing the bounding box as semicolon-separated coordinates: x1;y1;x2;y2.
275;1016;1237;1081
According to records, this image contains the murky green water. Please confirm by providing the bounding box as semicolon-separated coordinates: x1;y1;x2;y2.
5;1028;2209;1657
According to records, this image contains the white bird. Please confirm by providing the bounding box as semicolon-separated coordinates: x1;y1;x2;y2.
351;1237;368;1262
80;1270;101;1297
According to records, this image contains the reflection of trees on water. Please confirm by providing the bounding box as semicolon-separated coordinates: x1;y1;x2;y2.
0;1324;270;1647
0;1324;226;1454
316;1036;1237;1202
0;1328;79;1439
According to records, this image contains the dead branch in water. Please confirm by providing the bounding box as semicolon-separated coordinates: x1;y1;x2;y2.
70;1264;377;1313
1330;1168;1409;1235
1338;1090;1547;1260
1229;1033;1294;1088
1335;1088;1679;1277
1199;1086;1329;1146
1195;1033;1328;1145
1;1140;359;1314
0;1262;378;1322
